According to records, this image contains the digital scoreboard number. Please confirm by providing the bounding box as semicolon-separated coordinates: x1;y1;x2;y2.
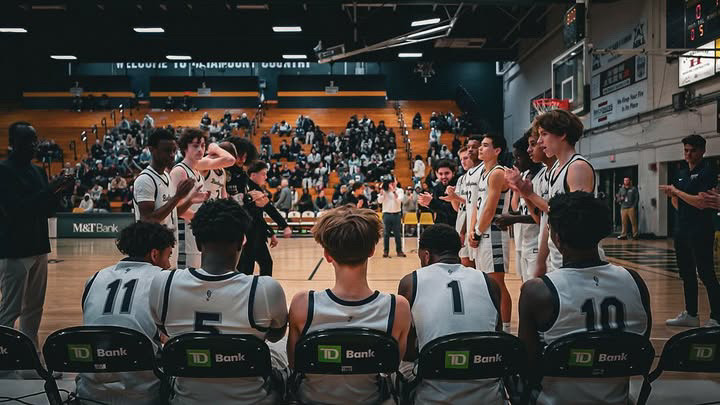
686;0;720;47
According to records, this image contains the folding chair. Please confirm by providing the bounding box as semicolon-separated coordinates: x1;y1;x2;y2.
637;326;720;404
290;328;400;404
0;326;62;405
287;211;302;230
417;212;434;250
301;211;316;227
42;325;162;403
540;331;655;405
403;212;418;251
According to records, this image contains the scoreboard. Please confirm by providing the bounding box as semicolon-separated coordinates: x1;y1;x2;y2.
686;0;720;47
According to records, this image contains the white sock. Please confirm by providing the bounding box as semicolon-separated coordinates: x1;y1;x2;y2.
503;322;511;333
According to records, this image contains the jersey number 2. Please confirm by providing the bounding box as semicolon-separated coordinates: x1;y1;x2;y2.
103;279;138;314
581;297;626;331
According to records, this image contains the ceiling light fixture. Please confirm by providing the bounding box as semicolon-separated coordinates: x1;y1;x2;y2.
398;52;422;58
0;28;27;33
50;55;77;60
407;24;451;39
134;27;164;33
273;26;302;32
283;54;307;59
411;18;440;27
166;55;191;60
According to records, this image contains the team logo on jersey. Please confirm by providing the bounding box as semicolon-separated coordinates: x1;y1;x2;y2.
569;349;595;367
68;344;94;362
318;345;342;363
690;344;716;362
206;290;212;301
187;349;212;367
445;351;470;369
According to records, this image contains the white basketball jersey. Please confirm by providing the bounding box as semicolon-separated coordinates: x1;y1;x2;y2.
538;263;649;405
454;173;467;233
175;162;203;268
463;164;483;240
149;269;284;404
204;168;227;200
513;171;530;253
132;166;178;268
77;260;162;404
299;289;395;405
520;169;541;255
475;165;510;273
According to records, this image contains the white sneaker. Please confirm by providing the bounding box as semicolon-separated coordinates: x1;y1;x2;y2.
666;311;700;327
705;318;720;327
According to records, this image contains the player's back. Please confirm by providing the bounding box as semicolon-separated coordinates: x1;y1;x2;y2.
298;289;396;405
149;268;283;404
538;262;650;405
411;263;505;404
76;260;162;405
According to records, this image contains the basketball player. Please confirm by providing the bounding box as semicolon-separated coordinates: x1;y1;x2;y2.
468;133;512;332
76;221;175;404
148;198;288;404
495;132;543;281
518;192;651;405
170;128;236;268
398;224;504;404
133;128;197;269
201;141;237;200
287;206;411;405
506;110;599;276
445;135;482;268
224;136;260;204
442;146;472;267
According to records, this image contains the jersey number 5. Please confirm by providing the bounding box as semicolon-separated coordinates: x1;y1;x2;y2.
194;312;221;334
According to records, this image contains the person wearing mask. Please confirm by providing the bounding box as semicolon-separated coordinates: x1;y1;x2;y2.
0;122;74;355
616;177;639;240
417;159;458;227
378;178;406;258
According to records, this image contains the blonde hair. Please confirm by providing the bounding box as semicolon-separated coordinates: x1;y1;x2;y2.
312;205;382;265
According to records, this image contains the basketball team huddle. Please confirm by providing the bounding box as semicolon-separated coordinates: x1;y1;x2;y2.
77;109;651;404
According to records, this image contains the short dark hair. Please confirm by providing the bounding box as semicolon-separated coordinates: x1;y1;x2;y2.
191;198;251;248
434;159;456;172
468;134;484;143
682;134;706;150
534;110;584;146
351;182;364;192
178;128;207;153
419;224;462;256
8;121;33;147
513;129;531;151
116;221;175;257
548;191;611;250
247;160;268;175
483;133;507;155
147;127;176;148
226;136;258;164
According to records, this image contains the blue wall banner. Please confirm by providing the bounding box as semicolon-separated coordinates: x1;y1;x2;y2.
56;213;135;238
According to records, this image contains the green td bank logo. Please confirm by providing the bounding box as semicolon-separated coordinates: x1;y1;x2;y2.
318;345;342;363
569;349;595;367
690;344;716;362
68;344;93;362
187;349;212;367
445;351;470;369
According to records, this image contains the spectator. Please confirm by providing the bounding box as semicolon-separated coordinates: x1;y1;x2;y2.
314;189;331;211
413;112;422;129
261;131;272;155
275;178;292;213
417;159;457;227
332;184;348;206
180;95;192;111
278;120;291;136
297;189;314;212
451;133;462;157
413;155;426;185
222;110;232;124
345;182;368;209
79;193;94;212
378;179;405;258
108;175;128;200
91;139;104;160
200;112;211;129
236;112;250;129
142;113;154;134
290;137;302;161
616;177;639;240
274;140;290;160
95;194;111;213
89;182;103;202
403;185;418;214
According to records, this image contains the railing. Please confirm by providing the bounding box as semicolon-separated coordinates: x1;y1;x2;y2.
394;102;413;170
248;102;266;138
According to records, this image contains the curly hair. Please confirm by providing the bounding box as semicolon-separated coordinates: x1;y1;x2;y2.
226;136;258;165
548;191;611;250
419;224;462;256
116;221;176;257
178;128;207;153
190;198;251;248
312;205;382;265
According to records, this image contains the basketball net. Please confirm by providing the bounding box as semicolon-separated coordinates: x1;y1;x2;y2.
532;98;570;116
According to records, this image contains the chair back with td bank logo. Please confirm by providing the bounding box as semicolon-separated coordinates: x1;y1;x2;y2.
417;332;526;381
541;331;655;405
637;327;720;404
160;333;272;378
42;326;160;378
0;326;63;405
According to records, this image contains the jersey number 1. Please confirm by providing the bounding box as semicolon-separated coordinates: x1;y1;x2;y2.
447;280;463;314
103;279;138;314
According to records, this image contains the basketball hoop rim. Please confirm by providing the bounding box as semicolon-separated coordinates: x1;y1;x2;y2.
532;98;571;114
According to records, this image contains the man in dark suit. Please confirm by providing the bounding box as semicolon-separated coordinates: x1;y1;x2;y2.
238;161;292;276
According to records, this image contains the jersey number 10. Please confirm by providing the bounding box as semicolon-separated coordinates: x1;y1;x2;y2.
581;297;626;331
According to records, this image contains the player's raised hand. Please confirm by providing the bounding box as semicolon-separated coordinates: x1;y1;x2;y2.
176;178;196;199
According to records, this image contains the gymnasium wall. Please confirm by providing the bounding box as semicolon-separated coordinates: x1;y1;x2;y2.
148;76;259;108
277;74;386;108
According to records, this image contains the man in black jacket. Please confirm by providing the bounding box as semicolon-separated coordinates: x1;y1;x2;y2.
0;122;74;350
238;161;292;276
417;159;457;226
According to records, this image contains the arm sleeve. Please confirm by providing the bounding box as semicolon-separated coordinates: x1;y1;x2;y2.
253;277;289;330
265;203;289;228
133;175;156;203
0;166;56;219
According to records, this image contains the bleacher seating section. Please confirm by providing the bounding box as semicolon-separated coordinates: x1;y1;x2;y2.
277;75;387;108
149;77;259;108
22;76;134;109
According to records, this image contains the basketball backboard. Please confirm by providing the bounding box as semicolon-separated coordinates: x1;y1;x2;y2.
551;40;586;115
